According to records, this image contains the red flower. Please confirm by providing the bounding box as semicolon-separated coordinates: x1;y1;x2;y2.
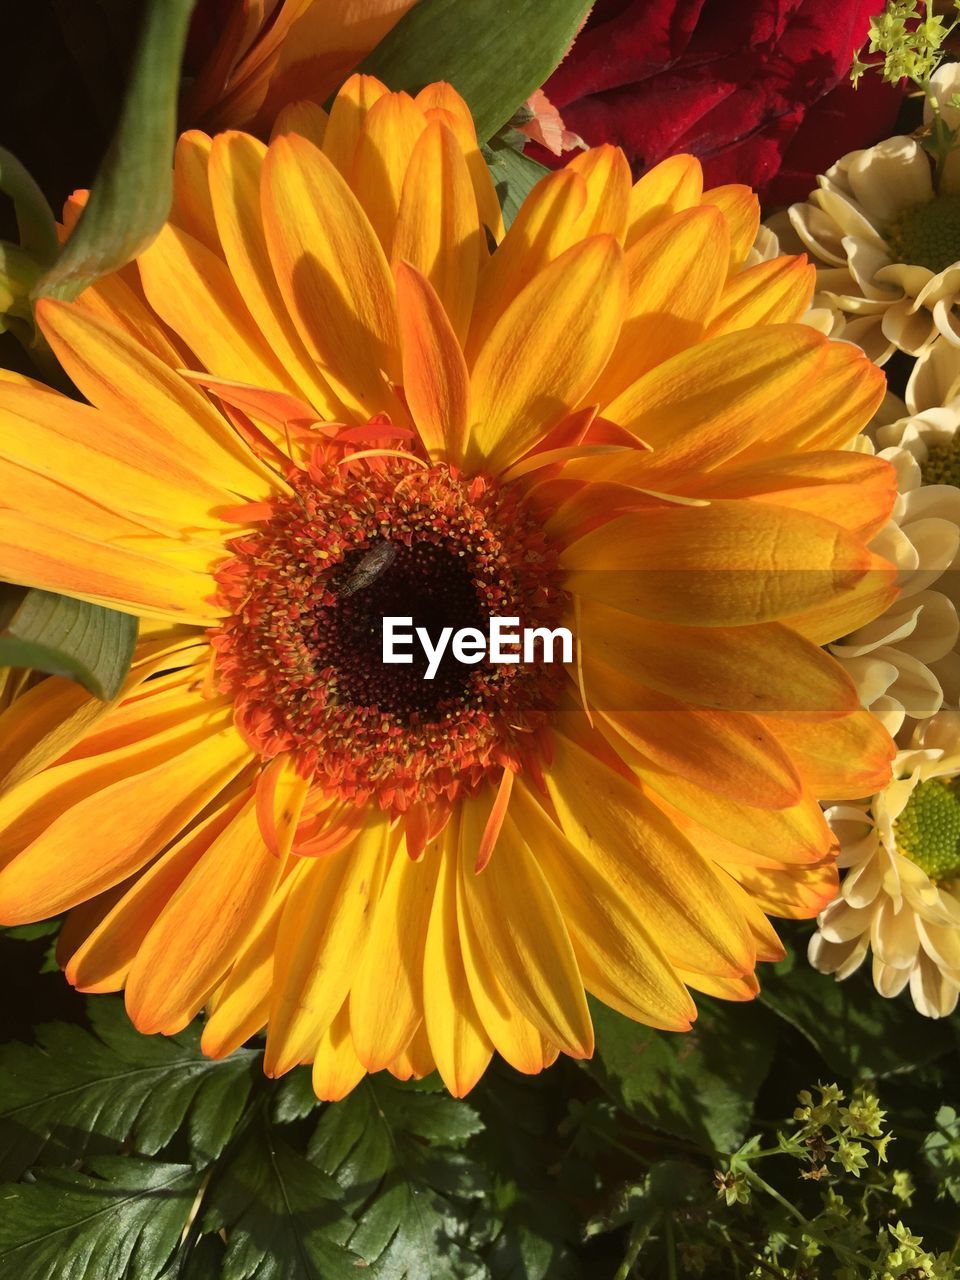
536;0;904;205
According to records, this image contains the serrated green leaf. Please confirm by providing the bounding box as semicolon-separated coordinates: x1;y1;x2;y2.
0;585;137;700
271;1067;321;1125
358;0;592;142
0;1157;200;1280
482;140;549;229
309;1077;488;1278
471;1070;581;1280
203;1111;358;1280
759;937;955;1079
588;997;777;1154
0;998;257;1179
37;0;196;300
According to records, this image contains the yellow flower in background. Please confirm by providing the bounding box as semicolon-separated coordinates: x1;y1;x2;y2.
0;77;897;1098
184;0;416;131
811;711;960;1018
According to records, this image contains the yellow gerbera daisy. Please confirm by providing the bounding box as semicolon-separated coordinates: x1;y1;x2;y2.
0;77;897;1098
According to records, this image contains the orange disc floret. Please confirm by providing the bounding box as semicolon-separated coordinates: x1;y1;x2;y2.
212;451;565;811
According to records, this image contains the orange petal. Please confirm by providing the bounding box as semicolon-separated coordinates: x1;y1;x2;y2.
561;500;877;628
126;793;281;1034
207;130;346;417
511;781;695;1030
353;90;428;253
466;235;626;473
577;599;861;716
762;710;895;799
545;732;756;979
394;120;482;344
626;154;703;246
706;254;816;338
262;133;401;418
395;261;469;462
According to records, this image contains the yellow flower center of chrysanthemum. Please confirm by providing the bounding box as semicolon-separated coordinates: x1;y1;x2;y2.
888;196;960;274
894;776;960;881
211;456;564;812
919;432;960;486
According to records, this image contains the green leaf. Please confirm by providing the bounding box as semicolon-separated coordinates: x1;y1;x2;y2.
0;585;137;700
0;146;58;262
482;140;549;229
37;0;197;301
471;1069;582;1280
0;1157;200;1280
0;998;257;1179
587;997;778;1154
358;0;593;142
310;1076;489;1278
203;1111;359;1280
759;939;955;1079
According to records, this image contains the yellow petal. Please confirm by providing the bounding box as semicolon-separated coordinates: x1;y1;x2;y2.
0;703;249;925
466;236;626;473
322;72;389;177
353;90;428;254
565;144;632;241
591;205;729;404
562;501;877;627
421;819;493;1095
262;133;401;418
577;600;861;716
207;130;346;417
37;298;275;499
511;781;695;1030
64;792;244;994
545;732;756;978
313;1002;367;1101
394;119;482;344
459;790;593;1057
170;130;220;254
626;154;703;246
349;840;436;1070
265;817;388;1075
126;793;281;1033
706;254;815;338
138;223;293;392
700;183;759;270
395;260;469;462
270;100;329;148
201;860;303;1058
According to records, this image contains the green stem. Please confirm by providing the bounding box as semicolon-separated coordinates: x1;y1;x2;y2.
665;1216;678;1280
744;1170;873;1270
613;1220;651;1280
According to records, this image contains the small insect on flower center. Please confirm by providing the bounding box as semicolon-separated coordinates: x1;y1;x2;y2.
211;458;565;812
894;776;960;882
888;195;960;275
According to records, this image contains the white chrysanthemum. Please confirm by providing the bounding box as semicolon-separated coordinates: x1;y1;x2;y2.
829;435;960;736
787;64;960;367
810;711;960;1018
